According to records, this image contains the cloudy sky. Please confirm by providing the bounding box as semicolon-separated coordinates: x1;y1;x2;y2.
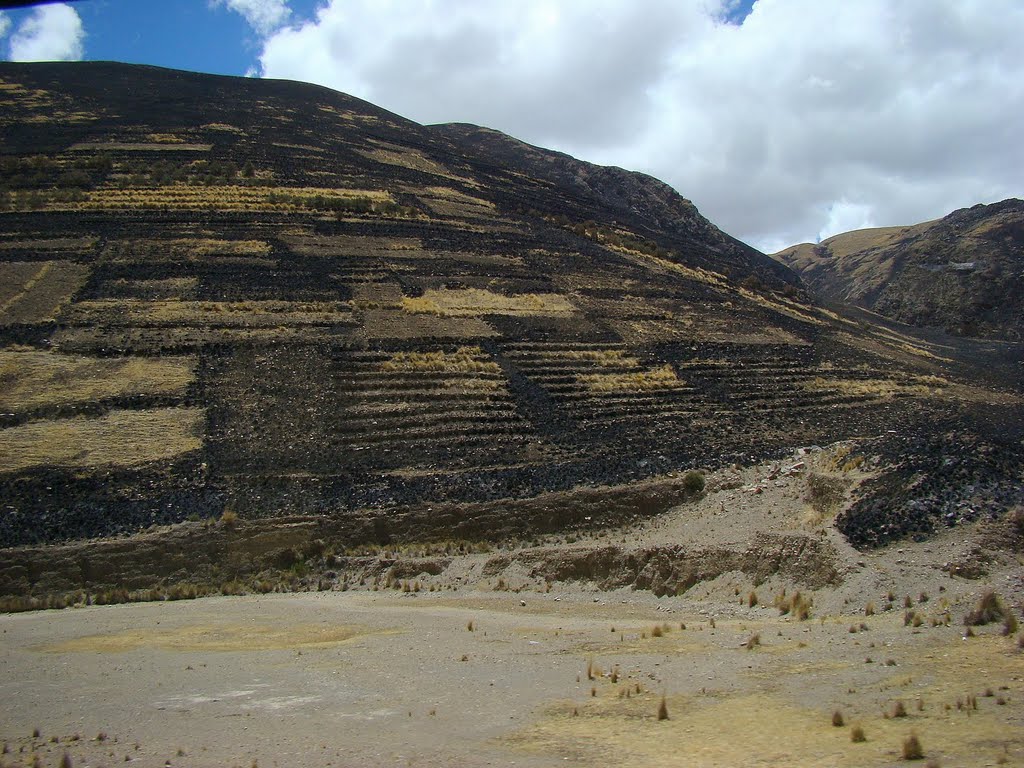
1;0;1022;252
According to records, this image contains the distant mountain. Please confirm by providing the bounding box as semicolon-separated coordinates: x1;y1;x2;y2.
774;200;1024;339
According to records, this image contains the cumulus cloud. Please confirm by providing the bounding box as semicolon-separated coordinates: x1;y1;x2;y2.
214;0;291;36
7;3;84;62
0;12;11;42
253;0;1024;251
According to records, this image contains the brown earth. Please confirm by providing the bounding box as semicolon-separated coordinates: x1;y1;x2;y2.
2;447;1022;768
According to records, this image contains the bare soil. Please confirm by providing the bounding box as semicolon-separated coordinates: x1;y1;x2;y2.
3;451;1022;768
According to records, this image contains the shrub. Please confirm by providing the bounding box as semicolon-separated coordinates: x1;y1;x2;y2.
682;470;705;494
745;633;761;650
851;725;867;743
832;710;844;727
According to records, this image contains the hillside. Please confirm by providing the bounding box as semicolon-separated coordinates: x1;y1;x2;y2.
0;62;1021;601
774;200;1024;339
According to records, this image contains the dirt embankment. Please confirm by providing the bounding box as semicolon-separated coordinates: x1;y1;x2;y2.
0;474;702;599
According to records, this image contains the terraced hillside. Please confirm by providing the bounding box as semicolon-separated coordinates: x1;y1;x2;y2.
774;199;1024;339
0;62;1020;575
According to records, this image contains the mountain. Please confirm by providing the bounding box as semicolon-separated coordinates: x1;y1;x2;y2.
774;200;1024;339
0;62;1021;598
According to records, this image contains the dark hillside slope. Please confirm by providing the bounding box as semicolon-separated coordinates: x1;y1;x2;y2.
0;62;1020;571
432;123;791;286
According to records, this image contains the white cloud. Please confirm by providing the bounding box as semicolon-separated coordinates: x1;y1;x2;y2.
818;201;876;243
214;0;291;36
253;0;1024;251
7;3;84;62
0;12;11;41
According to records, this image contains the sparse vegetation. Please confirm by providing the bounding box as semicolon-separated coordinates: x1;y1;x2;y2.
851;725;867;743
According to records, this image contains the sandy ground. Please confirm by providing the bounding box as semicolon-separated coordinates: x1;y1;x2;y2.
2;448;1023;768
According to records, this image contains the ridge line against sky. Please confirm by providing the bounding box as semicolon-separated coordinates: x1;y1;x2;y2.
1;0;1022;253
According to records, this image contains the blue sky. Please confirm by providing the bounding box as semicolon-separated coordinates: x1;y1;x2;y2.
0;0;1020;252
0;0;317;76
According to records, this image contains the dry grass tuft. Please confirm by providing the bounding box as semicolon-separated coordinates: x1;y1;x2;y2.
965;591;1008;626
851;725;867;743
902;733;924;760
831;710;844;727
745;633;761;650
775;590;812;620
657;695;669;721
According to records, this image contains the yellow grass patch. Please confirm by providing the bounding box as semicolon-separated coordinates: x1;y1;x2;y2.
805;375;946;399
551;349;639;367
417;186;496;218
620;249;729;288
271;141;327;154
67;141;212;152
66;299;353;327
145;133;186;144
401;288;575;317
167;238;271;256
0;407;203;473
579;364;681;393
0;261;91;324
283;234;421;257
41;185;390;213
41;622;379;653
381;346;500;374
506;692;854;768
738;287;827;326
202;123;246;134
0;350;195;411
360;142;452;177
